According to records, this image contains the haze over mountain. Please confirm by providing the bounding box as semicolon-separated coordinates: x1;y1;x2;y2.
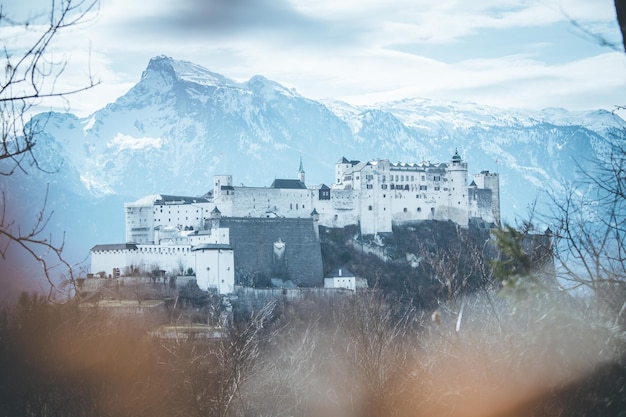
2;55;625;294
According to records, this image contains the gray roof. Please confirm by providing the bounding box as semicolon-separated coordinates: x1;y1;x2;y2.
338;157;361;166
270;179;307;189
91;243;138;252
154;195;210;205
309;183;330;190
325;267;355;278
191;244;233;251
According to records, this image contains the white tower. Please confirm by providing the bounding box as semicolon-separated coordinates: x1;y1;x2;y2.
446;150;469;226
335;157;353;186
213;175;232;199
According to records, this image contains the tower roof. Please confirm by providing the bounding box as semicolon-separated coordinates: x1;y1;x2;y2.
452;149;462;161
298;156;305;173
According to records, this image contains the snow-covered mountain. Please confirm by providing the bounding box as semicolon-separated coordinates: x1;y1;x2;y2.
2;55;625;290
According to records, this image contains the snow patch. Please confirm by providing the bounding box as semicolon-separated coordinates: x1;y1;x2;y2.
109;133;163;151
82;116;96;133
127;194;162;206
80;174;114;196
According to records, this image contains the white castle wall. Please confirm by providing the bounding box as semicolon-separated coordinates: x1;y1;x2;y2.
223;186;313;218
122;154;499;240
91;248;132;277
91;243;234;294
93;223;234;294
91;245;195;277
126;198;213;244
193;247;235;294
125;203;155;244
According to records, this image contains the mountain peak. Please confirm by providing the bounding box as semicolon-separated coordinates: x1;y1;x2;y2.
246;74;301;100
142;55;238;89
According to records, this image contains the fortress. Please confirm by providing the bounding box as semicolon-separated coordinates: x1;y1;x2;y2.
91;153;499;292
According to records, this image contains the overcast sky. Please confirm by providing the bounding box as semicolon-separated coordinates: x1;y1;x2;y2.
8;0;626;117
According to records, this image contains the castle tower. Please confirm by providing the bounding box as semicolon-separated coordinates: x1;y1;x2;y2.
311;208;320;240
298;156;305;184
210;206;222;230
446;150;469;226
474;171;501;226
213;175;233;200
335;157;354;186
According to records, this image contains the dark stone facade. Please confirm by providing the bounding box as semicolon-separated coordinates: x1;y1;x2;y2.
220;217;323;287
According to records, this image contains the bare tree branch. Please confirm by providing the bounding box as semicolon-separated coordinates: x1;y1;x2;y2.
0;0;100;296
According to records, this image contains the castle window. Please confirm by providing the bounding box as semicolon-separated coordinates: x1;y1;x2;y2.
434;176;441;181
403;208;407;212
381;184;387;190
390;184;394;190
419;185;427;191
434;186;440;191
421;176;425;181
368;205;373;211
417;207;422;212
290;203;293;210
416;195;420;199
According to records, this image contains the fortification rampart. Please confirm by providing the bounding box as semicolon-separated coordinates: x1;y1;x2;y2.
220;217;323;287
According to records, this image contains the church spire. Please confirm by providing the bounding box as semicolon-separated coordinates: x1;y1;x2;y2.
298;156;305;184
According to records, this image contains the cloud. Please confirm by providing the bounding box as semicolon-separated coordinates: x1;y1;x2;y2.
11;0;624;117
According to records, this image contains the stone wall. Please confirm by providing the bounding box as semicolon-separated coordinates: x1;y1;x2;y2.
232;286;353;317
221;217;323;287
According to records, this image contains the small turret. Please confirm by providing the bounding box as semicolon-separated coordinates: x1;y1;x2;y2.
311;208;320;240
451;149;462;165
210;206;222;230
